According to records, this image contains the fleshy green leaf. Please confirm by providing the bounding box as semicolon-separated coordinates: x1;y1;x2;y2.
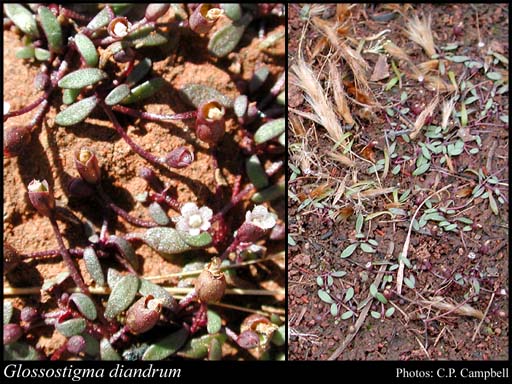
132;31;168;49
447;55;471;63
38;6;63;53
385;307;396;317
147;201;170;225
62;88;81;105
180;231;213;248
206;310;222;334
139;278;178;311
107;268;123;289
15;46;35;59
100;338;121;360
142;327;189;360
82;333;100;357
208;13;253;57
108;235;139;270
340;243;358;258
208;337;222;361
55;96;98;126
246;155;269;189
121;78;165;104
4;342;40;361
4;4;40;38
344;287;354;302
360;243;376;253
69;293;97;320
58;68;107;89
4;301;14;325
254;118;285;144
86;7;110;31
412;162;430;176
56;318;86;337
249;66;270;94
318;290;333;304
271;324;285;347
83;246;105;287
179;83;233;109
34;48;51;61
178;334;227;359
74;33;99;67
331;303;339;316
142;227;192;256
126;58;152;87
375;292;388;304
104;274;139;319
105;84;131;106
220;3;242;21
341;310;353;320
251;180;285;203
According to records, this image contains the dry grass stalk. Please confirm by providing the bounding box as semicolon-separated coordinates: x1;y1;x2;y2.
289;113;306;137
396;184;452;294
441;97;457;129
423;297;484;320
328;61;355;126
410;96;439;140
424;75;456;93
290;58;355;167
406;13;437;57
418;59;443;74
383;40;412;63
311;16;370;94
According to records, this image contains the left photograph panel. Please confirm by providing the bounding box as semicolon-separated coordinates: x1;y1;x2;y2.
4;3;285;361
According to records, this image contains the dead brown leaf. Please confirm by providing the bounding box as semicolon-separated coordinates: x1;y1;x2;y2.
370;55;390;81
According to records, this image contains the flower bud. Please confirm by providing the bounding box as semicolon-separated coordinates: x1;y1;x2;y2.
107;17;130;39
67;177;95;199
67;335;86;354
34;72;50;91
145;4;170;21
4;324;23;344
236;330;260;349
195;257;226;303
74;148;101;184
164;146;194;168
189;4;223;34
4;125;32;157
125;295;162;334
20;306;39;323
195;100;225;146
235;222;266;243
113;46;135;63
28;179;55;217
4;243;21;274
236;205;277;243
240;314;278;349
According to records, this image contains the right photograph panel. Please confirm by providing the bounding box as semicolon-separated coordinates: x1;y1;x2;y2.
287;3;509;360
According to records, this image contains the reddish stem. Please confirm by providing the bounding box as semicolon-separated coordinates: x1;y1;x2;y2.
112;105;197;122
96;185;157;228
49;214;89;294
101;102;167;167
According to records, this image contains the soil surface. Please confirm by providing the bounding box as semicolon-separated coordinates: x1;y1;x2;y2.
288;4;508;360
3;4;285;360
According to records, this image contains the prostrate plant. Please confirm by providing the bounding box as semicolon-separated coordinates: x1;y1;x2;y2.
3;3;284;361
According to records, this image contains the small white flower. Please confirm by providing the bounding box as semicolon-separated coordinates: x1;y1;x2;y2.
175;202;213;236
245;205;277;230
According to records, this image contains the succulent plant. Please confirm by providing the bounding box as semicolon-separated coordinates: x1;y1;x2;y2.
3;3;284;361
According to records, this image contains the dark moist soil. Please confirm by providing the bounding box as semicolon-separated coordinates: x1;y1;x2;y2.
3;5;285;360
288;4;508;360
